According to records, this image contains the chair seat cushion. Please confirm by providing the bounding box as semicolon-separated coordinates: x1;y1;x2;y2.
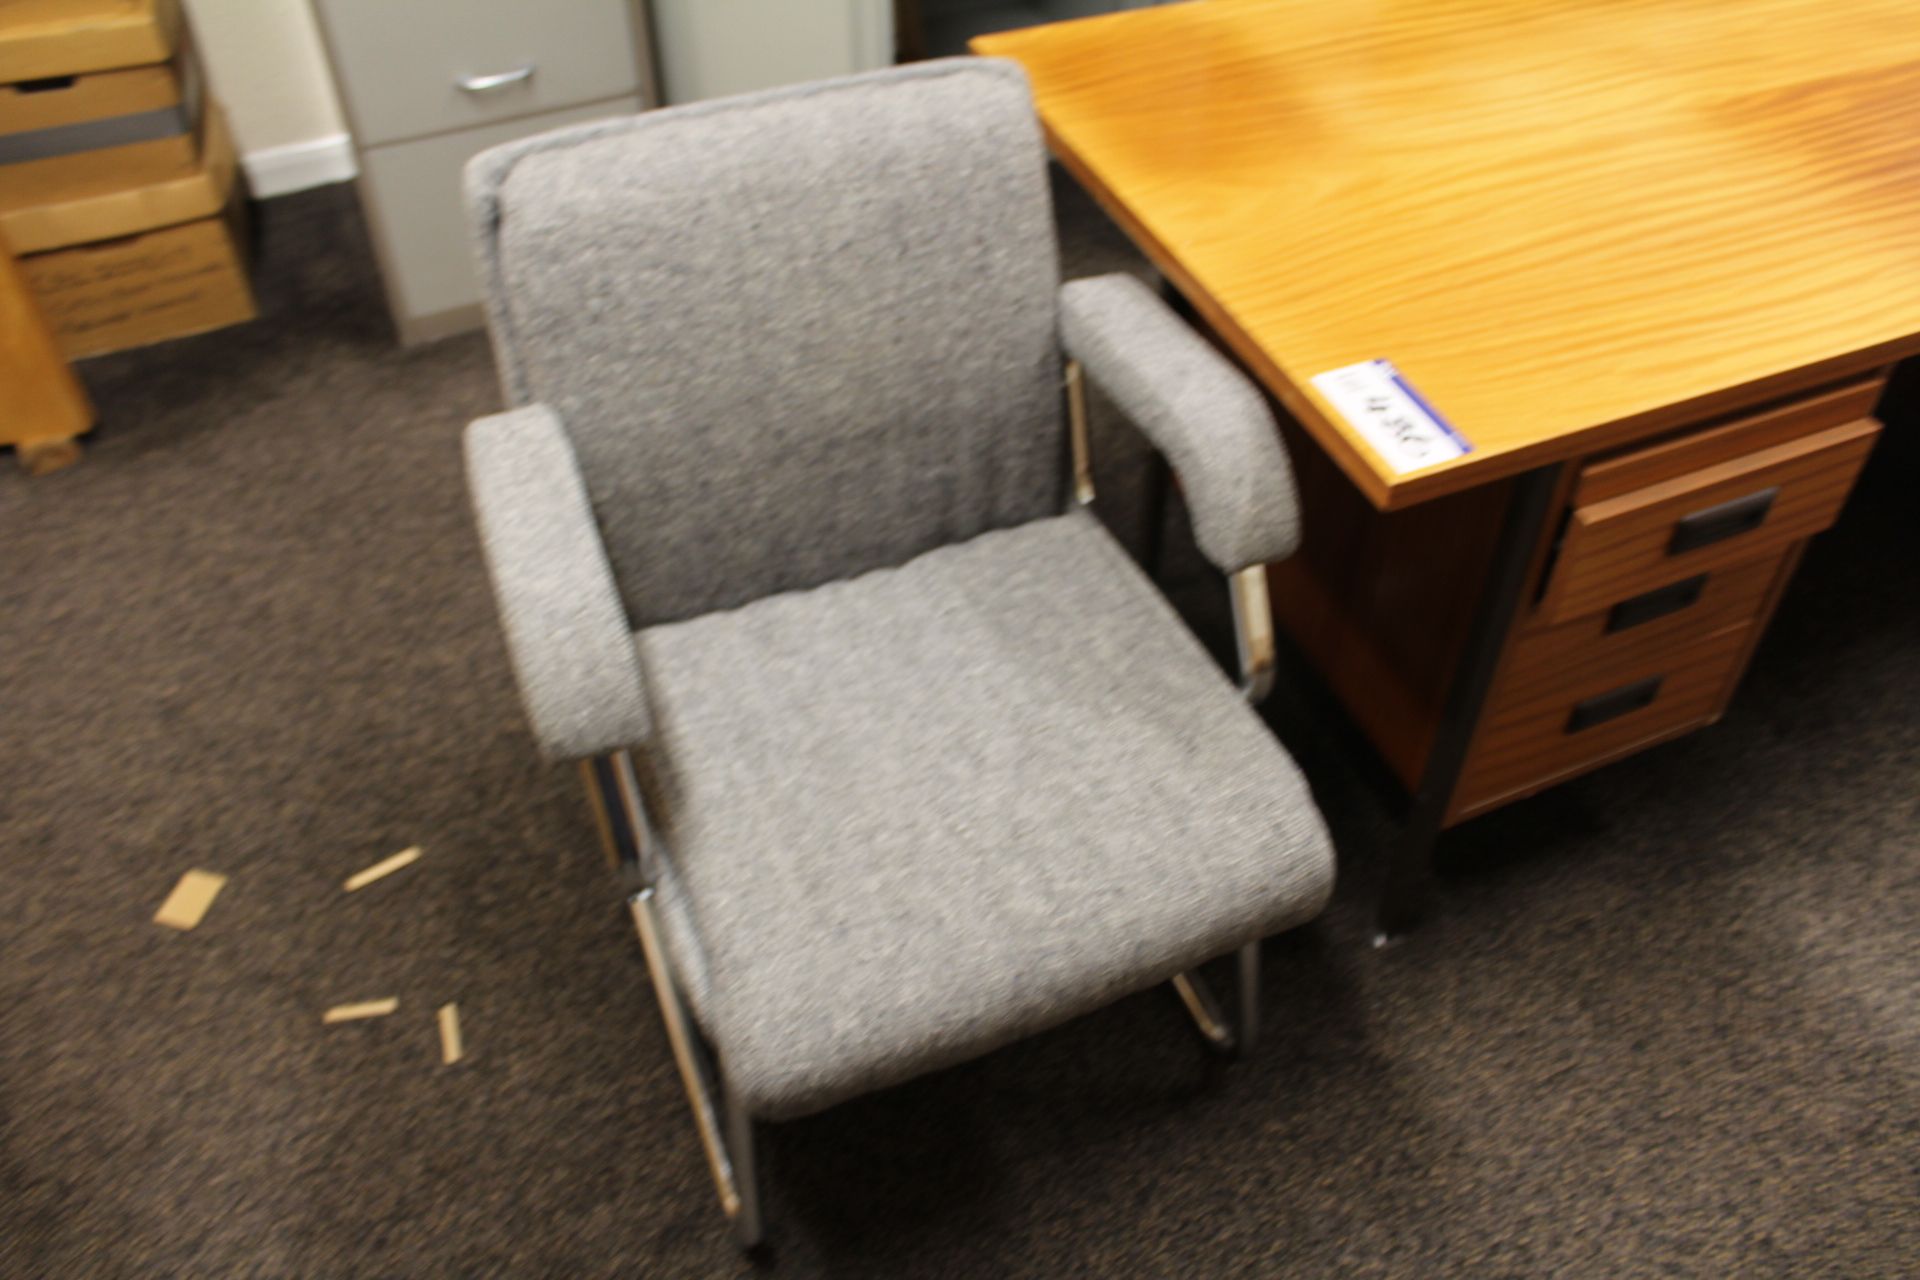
637;511;1334;1120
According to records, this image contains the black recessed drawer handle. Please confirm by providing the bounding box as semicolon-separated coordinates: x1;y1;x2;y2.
1668;486;1777;555
1566;676;1663;733
1606;575;1707;633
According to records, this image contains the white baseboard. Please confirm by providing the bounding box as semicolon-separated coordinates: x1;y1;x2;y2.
242;133;357;199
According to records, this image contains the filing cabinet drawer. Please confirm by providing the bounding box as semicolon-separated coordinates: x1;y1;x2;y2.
315;0;643;147
1540;415;1879;623
358;97;640;338
1451;622;1754;821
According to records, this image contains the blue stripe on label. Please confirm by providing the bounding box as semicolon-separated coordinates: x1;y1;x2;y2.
1380;361;1472;454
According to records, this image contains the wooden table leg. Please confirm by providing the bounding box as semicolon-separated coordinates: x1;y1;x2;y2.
1375;463;1564;942
1;230;93;476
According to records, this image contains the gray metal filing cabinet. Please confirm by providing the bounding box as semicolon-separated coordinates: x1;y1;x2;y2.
649;0;891;103
311;0;658;344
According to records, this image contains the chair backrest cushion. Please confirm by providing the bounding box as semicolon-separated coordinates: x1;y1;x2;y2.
467;59;1066;627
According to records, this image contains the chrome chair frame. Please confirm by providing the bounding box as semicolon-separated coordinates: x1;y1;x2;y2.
582;750;765;1248
583;359;1276;1250
1067;358;1274;1057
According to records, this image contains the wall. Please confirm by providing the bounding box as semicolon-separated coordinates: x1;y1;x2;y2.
180;0;356;196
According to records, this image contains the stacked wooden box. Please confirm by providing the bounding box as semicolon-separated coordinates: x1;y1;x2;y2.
0;0;254;358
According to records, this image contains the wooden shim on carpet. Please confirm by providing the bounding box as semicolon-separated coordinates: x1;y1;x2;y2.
343;846;420;892
437;1003;463;1065
323;998;398;1023
153;870;227;930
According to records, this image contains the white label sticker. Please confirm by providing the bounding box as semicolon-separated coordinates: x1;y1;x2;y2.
1309;360;1471;474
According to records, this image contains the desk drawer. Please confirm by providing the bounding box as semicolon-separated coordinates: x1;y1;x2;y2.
1540;415;1879;623
1451;622;1754;821
1575;378;1883;503
316;0;642;147
1518;554;1781;667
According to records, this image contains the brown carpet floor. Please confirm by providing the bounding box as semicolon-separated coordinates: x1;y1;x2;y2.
2;180;1916;1279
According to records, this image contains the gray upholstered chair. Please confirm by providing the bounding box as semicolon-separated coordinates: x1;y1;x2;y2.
462;58;1334;1248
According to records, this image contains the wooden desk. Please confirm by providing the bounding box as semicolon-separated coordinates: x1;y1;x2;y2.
977;0;1920;933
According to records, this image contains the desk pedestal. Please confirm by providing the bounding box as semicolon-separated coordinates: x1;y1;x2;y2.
1264;376;1886;935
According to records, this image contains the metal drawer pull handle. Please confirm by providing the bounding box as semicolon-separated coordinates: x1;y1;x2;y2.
1605;575;1706;634
1566;676;1663;733
1668;486;1777;555
457;65;536;93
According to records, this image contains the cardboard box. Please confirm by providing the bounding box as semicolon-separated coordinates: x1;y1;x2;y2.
1;27;203;204
0;0;181;81
0;94;232;252
19;187;254;358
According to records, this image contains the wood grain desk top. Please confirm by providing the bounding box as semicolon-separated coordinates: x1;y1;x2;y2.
976;0;1920;509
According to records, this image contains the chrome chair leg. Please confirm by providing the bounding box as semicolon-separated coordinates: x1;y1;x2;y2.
725;1080;763;1250
1171;970;1237;1053
627;890;755;1236
1237;941;1261;1053
1172;939;1263;1055
592;754;764;1249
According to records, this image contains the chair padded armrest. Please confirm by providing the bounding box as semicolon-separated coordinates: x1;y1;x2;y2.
465;404;651;761
1059;273;1301;573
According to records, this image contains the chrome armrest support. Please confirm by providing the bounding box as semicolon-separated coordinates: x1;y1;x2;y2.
583;748;657;888
1067;356;1277;706
1066;358;1096;506
1230;566;1276;706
